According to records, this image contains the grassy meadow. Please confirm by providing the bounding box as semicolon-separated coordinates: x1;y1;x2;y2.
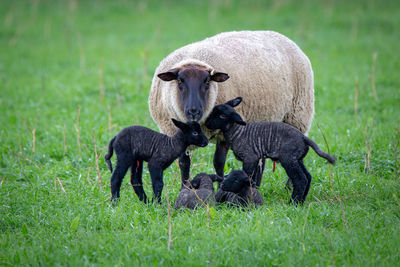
1;0;400;265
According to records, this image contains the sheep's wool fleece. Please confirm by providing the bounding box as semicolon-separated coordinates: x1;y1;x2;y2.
148;30;314;137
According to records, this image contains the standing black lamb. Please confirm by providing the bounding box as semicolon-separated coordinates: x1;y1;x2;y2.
205;97;336;204
174;173;222;210
104;119;208;204
216;170;263;207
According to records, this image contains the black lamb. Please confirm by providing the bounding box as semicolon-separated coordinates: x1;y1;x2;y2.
216;170;263;207
205;97;336;204
174;173;223;210
104;119;208;204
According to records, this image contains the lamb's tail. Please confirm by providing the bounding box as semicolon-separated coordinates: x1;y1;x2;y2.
304;137;336;164
104;136;116;173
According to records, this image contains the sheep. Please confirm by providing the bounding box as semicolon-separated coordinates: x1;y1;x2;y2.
174;173;223;210
148;30;314;185
205;97;336;204
216;170;263;207
104;119;208;204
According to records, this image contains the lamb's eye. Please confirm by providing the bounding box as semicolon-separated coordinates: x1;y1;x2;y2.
192;132;198;136
219;114;227;119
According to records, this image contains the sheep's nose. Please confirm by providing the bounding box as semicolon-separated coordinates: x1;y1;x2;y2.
187;109;201;121
188;109;200;116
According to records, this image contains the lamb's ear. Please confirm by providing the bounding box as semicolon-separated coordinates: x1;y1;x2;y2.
171;119;188;130
232;113;246;126
158;68;180;81
210;174;223;183
226;97;242;107
190;177;201;189
210;70;229;82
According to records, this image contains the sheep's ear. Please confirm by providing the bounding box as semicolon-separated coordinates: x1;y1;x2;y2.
232;113;246;125
158;68;180;81
210;174;223;183
226;97;242;107
171;118;187;130
210;71;229;83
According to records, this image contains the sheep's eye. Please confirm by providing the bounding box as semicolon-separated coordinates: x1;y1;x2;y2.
192;132;198;136
219;114;227;119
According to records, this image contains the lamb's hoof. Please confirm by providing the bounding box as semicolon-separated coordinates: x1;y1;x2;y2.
110;198;119;207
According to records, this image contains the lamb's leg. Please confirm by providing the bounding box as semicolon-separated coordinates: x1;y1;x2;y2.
148;164;164;203
299;160;312;202
254;158;266;187
213;140;229;177
130;160;147;203
281;160;308;205
285;178;293;191
242;161;258;186
110;157;131;204
178;152;190;185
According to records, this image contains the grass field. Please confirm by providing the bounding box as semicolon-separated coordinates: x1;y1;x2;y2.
1;0;400;265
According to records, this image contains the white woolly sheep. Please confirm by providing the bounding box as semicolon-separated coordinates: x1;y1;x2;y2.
148;30;314;183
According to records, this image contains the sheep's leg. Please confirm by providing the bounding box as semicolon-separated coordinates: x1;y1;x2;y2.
281;161;308;205
242;161;258;186
110;156;131;204
178;152;190;185
148;165;164;203
299;160;312;202
130;160;147;203
213;140;229;177
254;158;266;187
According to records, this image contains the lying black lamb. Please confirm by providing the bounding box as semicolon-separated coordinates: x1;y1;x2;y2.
216;170;263;207
174;173;222;210
205;97;336;204
105;119;208;204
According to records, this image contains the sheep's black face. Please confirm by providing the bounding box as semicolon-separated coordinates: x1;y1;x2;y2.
158;66;229;122
178;68;211;122
205;98;246;131
172;119;208;147
220;170;250;193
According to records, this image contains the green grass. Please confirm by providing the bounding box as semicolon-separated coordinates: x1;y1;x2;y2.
1;0;400;265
